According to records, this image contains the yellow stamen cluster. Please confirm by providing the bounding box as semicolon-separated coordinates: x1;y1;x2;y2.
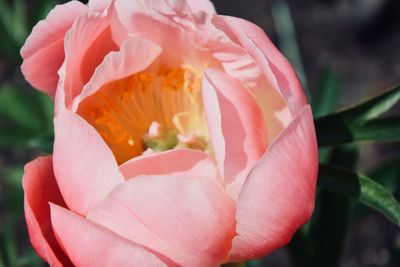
77;64;208;164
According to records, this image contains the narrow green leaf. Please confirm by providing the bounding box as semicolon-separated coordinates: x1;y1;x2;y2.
0;0;14;33
313;69;342;162
30;0;54;27
308;145;358;267
0;84;43;132
315;84;400;146
317;116;400;146
351;116;400;142
271;0;309;99
318;163;400;226
323;84;400;122
245;260;262;267
12;0;28;45
313;69;341;118
0;84;54;150
368;157;400;194
0;230;18;267
0;0;20;60
18;249;45;267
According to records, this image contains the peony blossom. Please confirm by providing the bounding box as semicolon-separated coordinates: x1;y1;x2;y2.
21;0;318;266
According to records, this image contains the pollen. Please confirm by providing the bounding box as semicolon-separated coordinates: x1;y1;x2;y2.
77;64;208;164
128;139;135;146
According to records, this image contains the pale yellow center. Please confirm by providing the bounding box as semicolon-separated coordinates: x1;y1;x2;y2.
77;64;209;164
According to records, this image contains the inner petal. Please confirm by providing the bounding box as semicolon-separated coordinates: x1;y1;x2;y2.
77;64;208;164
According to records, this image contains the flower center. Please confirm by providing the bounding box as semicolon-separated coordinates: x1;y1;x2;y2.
77;64;209;164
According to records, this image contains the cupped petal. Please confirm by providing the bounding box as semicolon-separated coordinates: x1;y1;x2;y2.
61;6;118;107
186;0;216;13
72;37;162;110
22;156;73;267
20;1;87;97
112;0;185;42
229;105;318;261
87;175;236;267
202;68;268;198
120;149;217;179
212;46;264;90
214;15;307;115
53;110;124;215
50;204;170;267
112;0;223;67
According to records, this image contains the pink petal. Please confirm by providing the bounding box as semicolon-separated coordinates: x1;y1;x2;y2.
53;110;124;215
61;7;118;107
211;43;265;91
186;0;216;13
202;68;268;198
88;0;111;12
112;0;187;40
72;37;162;110
120;149;217;179
214;16;307;115
229;105;318;261
20;1;87;97
22;156;73;266
50;204;169;267
111;0;219;66
208;21;292;141
87;175;236;267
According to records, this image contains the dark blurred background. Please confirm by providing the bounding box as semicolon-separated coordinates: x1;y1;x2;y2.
0;0;399;266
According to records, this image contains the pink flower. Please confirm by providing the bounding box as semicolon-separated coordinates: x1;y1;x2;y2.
21;0;318;266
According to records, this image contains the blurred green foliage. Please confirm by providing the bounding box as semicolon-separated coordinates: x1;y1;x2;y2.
0;0;56;266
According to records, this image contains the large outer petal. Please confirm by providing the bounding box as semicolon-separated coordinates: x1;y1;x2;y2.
202;68;268;198
22;156;73;266
87;175;236;267
53;110;124;215
20;1;87;97
229;106;318;261
120;149;217;179
50;204;169;267
214;15;307;116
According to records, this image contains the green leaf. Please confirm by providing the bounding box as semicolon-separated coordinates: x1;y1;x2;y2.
0;84;54;150
368;157;400;194
0;1;20;60
318;163;400;226
350;116;400;143
17;249;45;267
30;0;54;28
0;230;18;267
313;69;341;118
12;0;28;45
1;166;24;189
307;145;358;267
315;84;400;146
0;0;28;53
271;0;309;99
0;84;42;132
313;69;342;162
